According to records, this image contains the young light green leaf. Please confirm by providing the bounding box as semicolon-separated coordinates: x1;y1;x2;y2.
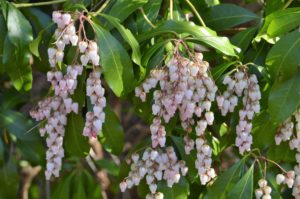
268;72;300;124
92;22;134;96
64;113;89;157
203;4;259;31
138;20;240;57
100;106;124;155
227;164;254;199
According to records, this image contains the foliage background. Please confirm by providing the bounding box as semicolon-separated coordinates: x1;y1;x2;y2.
0;0;300;198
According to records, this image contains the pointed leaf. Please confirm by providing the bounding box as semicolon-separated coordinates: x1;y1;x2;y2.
227;165;254;199
93;22;134;96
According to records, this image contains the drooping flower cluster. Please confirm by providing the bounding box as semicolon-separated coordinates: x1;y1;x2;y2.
275;109;300;198
217;69;261;154
135;53;217;185
30;11;105;180
255;179;272;199
83;71;106;137
120;147;188;198
30;65;82;179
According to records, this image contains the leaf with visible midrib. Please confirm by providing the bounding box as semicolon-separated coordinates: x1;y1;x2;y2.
227;165;254;199
93;22;134;96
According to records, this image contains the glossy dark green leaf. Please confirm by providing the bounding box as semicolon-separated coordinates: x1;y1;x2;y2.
64;113;89;157
0;109;37;141
97;14;142;66
100;106;124;155
252;111;277;148
211;61;238;81
82;170;102;199
73;172;87;199
52;173;73;199
108;0;148;22
266;31;300;82
265;0;285;15
268;72;300;124
267;142;296;163
141;40;169;67
136;0;162;33
203;4;259;31
138;20;239;57
231;27;257;53
0;159;19;199
96;159;119;176
93;22;134;96
227;165;254;199
206;159;245;199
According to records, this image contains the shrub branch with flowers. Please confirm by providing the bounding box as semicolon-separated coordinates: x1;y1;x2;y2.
1;0;300;199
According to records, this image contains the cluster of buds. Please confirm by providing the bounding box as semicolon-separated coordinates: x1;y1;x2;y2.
79;41;100;66
275;109;300;197
276;171;295;188
49;11;78;67
255;179;272;199
83;71;106;137
135;52;217;185
120;147;188;198
217;69;261;154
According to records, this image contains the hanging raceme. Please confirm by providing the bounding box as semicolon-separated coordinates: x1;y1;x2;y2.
30;11;106;180
217;67;261;154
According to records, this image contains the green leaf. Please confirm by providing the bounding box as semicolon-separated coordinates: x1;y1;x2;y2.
157;177;190;199
0;13;6;73
138;20;239;57
93;22;134;96
266;31;300;82
52;173;73;199
108;0;148;22
0;109;37;141
73;172;87;199
268;72;300;124
267;8;300;37
211;61;238;81
64;113;89;157
206;159;245;199
255;8;300;42
267;142;296;163
100;106;124;155
227;165;254;199
96;159;119;176
1;2;33;91
0;159;19;199
141;40;169;67
29;29;44;57
203;4;259;31
231;27;257;53
136;0;162;33
252;111;277;148
96;14;142;66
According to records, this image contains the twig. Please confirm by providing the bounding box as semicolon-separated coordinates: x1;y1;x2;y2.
170;0;174;20
185;0;206;27
13;0;66;8
139;8;156;28
92;0;110;16
21;166;42;199
283;0;294;9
